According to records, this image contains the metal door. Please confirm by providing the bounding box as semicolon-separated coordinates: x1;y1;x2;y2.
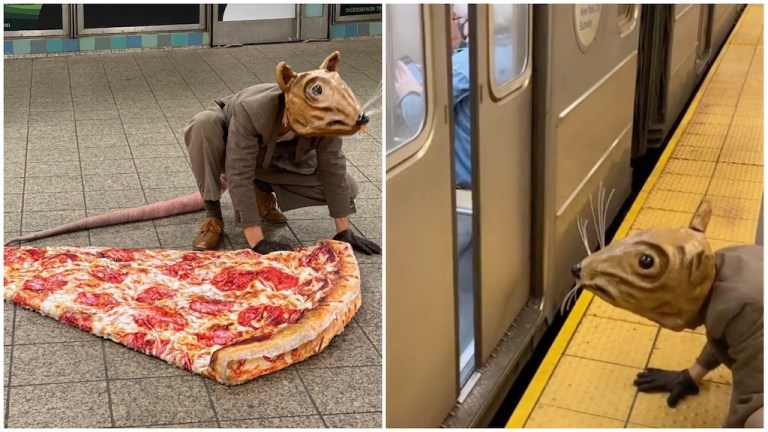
211;4;327;46
385;4;458;428
697;4;715;77
470;4;533;363
534;4;641;322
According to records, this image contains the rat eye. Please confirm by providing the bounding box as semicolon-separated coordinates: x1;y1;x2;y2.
311;85;322;96
639;254;654;270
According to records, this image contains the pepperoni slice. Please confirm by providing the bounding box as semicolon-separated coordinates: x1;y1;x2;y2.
99;249;140;262
60;311;94;332
258;267;299;291
196;325;243;347
125;332;170;356
189;299;235;315
135;286;177;304
75;292;118;307
161;262;195;281
237;305;305;329
133;306;187;331
40;253;83;269
22;274;68;292
300;245;337;268
90;267;128;284
211;268;257;292
4;248;46;267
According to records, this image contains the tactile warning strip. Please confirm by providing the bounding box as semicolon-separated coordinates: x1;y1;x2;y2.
509;5;763;428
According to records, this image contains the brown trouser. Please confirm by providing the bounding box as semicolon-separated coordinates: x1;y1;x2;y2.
183;103;358;213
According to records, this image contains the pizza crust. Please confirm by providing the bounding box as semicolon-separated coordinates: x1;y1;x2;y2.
208;240;362;384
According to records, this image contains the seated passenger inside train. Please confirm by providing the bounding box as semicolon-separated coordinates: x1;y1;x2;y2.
393;5;517;190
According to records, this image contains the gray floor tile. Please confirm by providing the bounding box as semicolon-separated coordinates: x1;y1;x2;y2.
298;321;380;369
76;119;125;136
4;163;25;179
139;170;196;189
5;194;22;213
80;158;137;176
359;264;381;294
77;134;129;148
83;172;142;191
104;340;192;380
287;219;336;242
126;131;180;147
17;231;91;248
79;145;133;161
26;146;80;164
4;212;21;234
134;156;190;173
351;217;381;239
220;415;325;428
144;186;200;204
147;422;219;428
130;143;186;159
155;223;199;250
360;325;382;355
299;366;381;414
88;221;161;249
24;192;85;212
5;176;23;192
74;108;120;120
355;290;381;328
85;189;146;209
4;307;14;346
324;412;382;428
207;368;317;421
25;161;81;178
7;381;111;428
11;341;106;385
4;349;10;386
121;118;173;135
110;376;216;427
25;176;83;194
4;148;25;165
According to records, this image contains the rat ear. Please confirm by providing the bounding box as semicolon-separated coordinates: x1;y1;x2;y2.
689;199;712;233
320;51;341;72
275;62;297;93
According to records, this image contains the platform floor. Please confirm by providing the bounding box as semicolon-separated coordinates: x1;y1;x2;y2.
3;38;382;428
508;5;762;428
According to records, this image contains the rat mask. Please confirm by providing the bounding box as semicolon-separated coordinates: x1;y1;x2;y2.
572;200;717;331
275;51;369;137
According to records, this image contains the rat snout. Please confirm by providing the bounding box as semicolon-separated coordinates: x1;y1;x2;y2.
356;113;370;125
571;263;582;278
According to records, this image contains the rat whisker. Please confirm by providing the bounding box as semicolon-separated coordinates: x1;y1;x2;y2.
560;282;583;315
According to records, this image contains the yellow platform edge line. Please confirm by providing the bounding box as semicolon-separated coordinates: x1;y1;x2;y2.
505;6;753;428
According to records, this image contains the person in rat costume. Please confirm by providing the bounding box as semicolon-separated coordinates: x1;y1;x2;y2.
184;51;380;256
571;200;763;428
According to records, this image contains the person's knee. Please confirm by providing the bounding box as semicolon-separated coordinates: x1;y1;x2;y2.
185;111;223;146
745;407;763;428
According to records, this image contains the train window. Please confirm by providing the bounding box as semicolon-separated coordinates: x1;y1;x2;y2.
488;4;529;97
617;4;639;36
386;4;427;154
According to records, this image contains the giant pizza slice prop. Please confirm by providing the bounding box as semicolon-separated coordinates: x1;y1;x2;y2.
3;240;360;385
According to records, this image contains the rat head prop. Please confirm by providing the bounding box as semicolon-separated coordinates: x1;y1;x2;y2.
572;199;716;331
275;51;369;137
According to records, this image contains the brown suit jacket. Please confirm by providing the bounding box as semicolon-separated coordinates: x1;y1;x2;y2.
213;83;354;227
694;245;763;427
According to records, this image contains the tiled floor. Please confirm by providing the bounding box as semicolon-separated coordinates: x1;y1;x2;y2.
512;5;762;429
3;37;382;428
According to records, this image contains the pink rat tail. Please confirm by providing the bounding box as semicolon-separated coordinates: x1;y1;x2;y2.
4;175;229;246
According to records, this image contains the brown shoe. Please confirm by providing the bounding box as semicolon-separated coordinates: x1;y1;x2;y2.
192;217;224;251
255;189;288;223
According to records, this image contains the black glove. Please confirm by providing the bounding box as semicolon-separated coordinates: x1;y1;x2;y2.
633;368;700;407
333;229;382;255
252;239;292;254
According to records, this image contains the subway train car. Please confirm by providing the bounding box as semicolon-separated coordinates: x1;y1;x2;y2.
385;4;745;428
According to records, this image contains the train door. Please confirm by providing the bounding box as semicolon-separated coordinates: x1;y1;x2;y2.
468;4;533;364
211;4;327;45
385;4;459;428
533;4;641;321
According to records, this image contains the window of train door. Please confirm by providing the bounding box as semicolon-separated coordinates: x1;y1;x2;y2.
386;4;427;156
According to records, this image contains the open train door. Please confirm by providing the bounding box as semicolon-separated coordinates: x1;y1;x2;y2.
469;4;534;364
385;4;460;428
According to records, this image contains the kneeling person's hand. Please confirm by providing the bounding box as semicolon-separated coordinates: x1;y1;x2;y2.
634;368;700;407
333;229;381;255
252;239;293;254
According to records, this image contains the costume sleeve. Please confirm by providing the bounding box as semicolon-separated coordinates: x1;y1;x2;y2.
225;103;261;228
695;342;723;371
721;302;764;427
316;136;356;219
